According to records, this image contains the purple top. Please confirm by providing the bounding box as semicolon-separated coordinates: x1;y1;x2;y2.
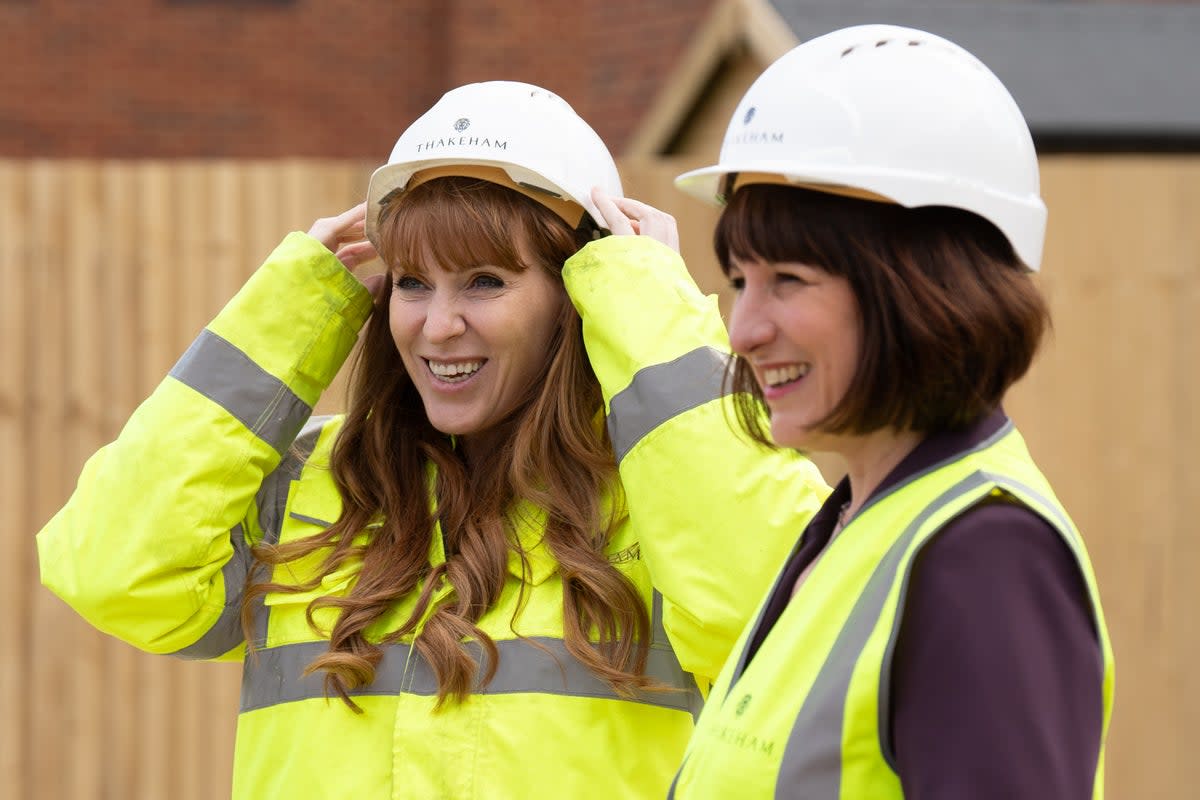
744;410;1104;799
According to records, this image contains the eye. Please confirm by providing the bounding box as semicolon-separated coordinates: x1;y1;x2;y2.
392;275;427;291
469;273;505;290
775;269;815;288
725;266;746;292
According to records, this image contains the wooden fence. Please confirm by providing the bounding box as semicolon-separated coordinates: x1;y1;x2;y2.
2;156;1197;798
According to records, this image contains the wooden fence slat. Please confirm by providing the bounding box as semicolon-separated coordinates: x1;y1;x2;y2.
0;159;30;800
98;160;143;800
27;160;71;800
62;160;107;800
175;161;208;800
134;163;176;800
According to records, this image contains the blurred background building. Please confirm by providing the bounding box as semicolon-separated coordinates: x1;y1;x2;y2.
0;0;708;158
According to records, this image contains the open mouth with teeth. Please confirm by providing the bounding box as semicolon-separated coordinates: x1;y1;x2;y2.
427;359;484;383
763;364;809;388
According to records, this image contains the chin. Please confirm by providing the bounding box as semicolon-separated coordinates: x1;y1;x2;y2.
770;420;813;452
426;417;477;437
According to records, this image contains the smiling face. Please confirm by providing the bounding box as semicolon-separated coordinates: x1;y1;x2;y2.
388;257;565;447
727;256;862;452
375;175;580;457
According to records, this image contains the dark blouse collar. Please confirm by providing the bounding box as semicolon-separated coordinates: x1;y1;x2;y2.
811;408;1011;543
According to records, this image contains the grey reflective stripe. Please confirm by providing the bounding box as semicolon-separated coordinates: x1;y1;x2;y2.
608;346;729;463
242;635;703;715
875;470;1092;771
650;589;705;719
775;471;994;798
254;415;332;547
723;425;1018;693
979;470;1081;550
170;329;312;456
171;523;252;660
174;418;333;661
650;590;669;646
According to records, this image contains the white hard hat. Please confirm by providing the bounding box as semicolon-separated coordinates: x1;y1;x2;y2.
676;25;1047;270
365;80;622;246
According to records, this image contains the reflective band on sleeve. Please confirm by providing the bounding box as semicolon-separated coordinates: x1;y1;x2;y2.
650;590;669;648
169;329;312;456
171;523;253;660
775;472;994;797
254;416;331;547
172;418;332;661
647;591;705;716
607;347;730;464
241;635;703;716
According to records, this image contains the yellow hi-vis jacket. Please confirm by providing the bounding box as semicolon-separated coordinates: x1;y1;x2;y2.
37;232;829;799
668;421;1115;799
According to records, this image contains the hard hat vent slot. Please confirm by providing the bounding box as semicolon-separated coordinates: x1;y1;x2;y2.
845;38;915;57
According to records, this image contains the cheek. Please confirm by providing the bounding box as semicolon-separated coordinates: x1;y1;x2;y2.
515;300;564;372
528;285;567;341
836;313;862;368
726;303;746;353
387;301;418;344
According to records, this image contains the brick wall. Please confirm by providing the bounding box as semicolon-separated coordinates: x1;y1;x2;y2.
444;1;711;157
0;0;714;158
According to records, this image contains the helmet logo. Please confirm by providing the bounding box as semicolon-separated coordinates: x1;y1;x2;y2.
454;118;470;132
730;105;784;146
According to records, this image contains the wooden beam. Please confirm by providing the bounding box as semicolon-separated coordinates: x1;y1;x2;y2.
628;0;800;157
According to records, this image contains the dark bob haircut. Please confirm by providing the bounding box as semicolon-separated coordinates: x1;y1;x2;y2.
716;183;1050;446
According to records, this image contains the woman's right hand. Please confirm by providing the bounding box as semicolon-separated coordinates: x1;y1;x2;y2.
306;203;384;291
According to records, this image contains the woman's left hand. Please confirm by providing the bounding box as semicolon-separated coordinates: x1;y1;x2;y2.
591;188;680;253
306;202;386;294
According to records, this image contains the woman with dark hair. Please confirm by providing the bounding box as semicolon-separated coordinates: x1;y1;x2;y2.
669;26;1114;799
37;81;828;798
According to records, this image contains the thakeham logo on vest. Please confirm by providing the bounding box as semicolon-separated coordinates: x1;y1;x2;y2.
415;120;508;154
713;723;777;757
710;694;777;757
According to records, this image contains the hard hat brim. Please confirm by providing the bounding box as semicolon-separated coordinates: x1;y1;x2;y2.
366;158;599;247
675;161;1047;271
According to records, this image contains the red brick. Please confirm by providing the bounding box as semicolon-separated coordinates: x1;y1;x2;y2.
0;0;716;157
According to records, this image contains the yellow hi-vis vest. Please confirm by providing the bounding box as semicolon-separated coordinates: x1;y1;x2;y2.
669;422;1115;799
38;232;829;799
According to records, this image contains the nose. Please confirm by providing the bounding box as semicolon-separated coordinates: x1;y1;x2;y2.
423;292;467;343
728;291;775;356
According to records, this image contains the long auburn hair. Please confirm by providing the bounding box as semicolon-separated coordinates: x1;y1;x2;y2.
243;177;654;711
